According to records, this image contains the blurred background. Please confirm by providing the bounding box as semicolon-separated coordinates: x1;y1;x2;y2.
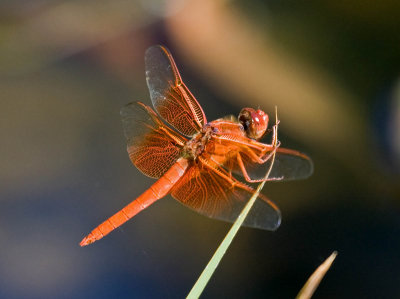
1;0;399;298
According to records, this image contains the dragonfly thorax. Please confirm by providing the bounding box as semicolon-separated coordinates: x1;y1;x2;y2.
182;125;215;159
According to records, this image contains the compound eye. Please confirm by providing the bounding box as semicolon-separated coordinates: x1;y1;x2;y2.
239;108;269;140
238;109;251;131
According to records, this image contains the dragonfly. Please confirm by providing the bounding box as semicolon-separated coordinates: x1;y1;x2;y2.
80;45;313;246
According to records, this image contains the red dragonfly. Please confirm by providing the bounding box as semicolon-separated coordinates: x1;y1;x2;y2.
80;45;313;246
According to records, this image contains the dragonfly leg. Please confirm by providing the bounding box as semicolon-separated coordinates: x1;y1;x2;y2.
259;115;280;160
244;140;281;164
237;111;282;183
236;152;283;183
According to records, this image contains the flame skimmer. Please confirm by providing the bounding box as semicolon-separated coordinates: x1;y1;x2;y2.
80;45;313;246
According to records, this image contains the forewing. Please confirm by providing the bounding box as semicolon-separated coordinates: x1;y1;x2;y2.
145;45;206;136
120;102;186;178
170;161;281;230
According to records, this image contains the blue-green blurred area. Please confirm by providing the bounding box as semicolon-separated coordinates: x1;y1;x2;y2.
0;0;399;298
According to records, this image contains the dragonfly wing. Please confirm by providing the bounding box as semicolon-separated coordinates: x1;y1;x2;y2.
145;45;206;137
120;101;187;178
170;160;281;230
269;148;314;181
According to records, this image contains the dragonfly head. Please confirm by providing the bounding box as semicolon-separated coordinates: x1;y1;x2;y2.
239;108;269;140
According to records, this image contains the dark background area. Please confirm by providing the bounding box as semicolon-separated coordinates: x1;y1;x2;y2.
1;0;399;298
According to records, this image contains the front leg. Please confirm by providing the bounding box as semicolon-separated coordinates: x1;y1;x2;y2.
237;108;282;183
248;110;280;164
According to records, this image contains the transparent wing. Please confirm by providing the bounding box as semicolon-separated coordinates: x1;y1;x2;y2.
171;160;281;230
269;148;314;180
120;102;187;179
145;45;206;137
